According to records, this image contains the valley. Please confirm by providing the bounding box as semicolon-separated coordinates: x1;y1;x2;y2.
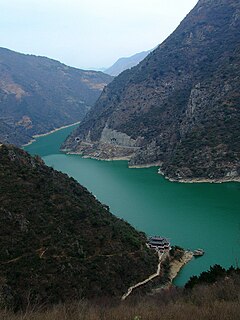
24;125;240;287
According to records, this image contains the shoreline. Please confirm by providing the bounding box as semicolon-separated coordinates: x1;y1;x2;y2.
22;121;80;147
62;150;240;184
129;162;162;169
64;151;131;161
167;177;240;183
162;173;240;184
82;155;131;161
157;168;240;184
168;250;194;283
151;250;194;294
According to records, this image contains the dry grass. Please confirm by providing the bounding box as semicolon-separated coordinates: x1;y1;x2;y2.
1;276;240;320
1;300;240;320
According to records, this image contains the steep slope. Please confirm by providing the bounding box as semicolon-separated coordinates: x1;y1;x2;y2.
63;0;240;182
0;48;112;146
105;50;151;76
0;144;157;309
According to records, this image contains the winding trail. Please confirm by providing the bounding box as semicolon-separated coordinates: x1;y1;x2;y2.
121;251;164;300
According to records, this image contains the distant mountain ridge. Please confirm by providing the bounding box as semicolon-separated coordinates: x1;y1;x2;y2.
0;47;113;146
63;0;240;182
105;50;152;76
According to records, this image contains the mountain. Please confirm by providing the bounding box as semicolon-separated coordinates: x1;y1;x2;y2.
0;144;157;309
63;0;240;182
0;48;113;146
105;50;151;76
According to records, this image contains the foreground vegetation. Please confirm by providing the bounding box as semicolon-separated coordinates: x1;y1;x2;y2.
0;145;157;309
1;145;239;319
1;273;240;320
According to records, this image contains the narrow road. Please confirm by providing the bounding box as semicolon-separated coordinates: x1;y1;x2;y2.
121;250;164;300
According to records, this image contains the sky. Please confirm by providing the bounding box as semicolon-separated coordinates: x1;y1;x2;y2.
0;0;198;70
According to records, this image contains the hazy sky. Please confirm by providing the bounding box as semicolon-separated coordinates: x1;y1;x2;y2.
0;0;198;69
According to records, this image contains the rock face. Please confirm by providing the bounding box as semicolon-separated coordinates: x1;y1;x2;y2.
0;144;157;309
0;47;112;146
105;50;152;76
63;0;240;182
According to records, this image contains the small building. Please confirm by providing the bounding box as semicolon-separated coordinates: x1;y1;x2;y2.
147;236;171;252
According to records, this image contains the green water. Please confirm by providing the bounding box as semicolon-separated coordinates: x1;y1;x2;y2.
24;125;240;286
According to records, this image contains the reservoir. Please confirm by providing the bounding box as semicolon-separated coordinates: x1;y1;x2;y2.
24;125;240;286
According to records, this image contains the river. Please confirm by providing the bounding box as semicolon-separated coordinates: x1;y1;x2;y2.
24;124;240;286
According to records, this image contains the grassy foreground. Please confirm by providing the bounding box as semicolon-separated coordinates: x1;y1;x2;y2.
1;275;240;320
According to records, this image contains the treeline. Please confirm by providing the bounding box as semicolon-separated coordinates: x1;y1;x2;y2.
185;264;240;289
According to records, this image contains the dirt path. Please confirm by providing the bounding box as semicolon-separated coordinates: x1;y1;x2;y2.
151;250;194;294
86;249;141;261
121;251;164;300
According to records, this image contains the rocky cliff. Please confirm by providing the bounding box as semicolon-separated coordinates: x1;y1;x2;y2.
0;144;157;309
63;0;240;182
0;48;112;146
